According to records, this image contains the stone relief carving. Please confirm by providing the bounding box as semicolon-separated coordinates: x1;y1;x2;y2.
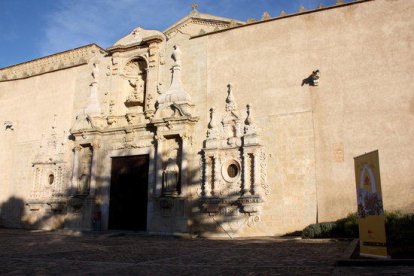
200;85;268;227
30;117;67;201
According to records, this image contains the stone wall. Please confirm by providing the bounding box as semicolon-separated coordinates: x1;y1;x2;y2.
0;0;413;236
179;0;414;235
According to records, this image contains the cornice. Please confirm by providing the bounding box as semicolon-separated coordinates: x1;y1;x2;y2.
0;44;106;82
191;0;374;39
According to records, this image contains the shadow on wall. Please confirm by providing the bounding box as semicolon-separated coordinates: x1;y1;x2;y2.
0;142;263;237
0;197;25;228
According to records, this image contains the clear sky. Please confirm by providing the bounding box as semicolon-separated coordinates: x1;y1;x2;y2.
0;0;346;68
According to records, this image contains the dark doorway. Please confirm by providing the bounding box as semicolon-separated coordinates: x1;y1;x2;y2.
108;155;149;231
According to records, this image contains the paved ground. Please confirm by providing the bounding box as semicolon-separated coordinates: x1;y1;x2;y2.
0;229;412;275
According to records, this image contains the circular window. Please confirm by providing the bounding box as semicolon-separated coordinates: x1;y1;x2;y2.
221;159;241;183
48;174;55;185
227;164;239;178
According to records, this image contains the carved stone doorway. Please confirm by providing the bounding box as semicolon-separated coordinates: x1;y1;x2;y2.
108;155;149;231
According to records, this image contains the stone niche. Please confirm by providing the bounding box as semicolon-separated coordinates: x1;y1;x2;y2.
65;142;97;231
198;84;269;235
123;58;147;115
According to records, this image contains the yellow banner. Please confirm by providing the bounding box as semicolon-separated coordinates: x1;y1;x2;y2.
354;150;388;258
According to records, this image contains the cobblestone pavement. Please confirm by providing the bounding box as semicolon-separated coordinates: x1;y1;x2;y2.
0;229;412;275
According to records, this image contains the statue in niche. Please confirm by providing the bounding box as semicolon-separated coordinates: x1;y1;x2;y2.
78;147;92;195
171;45;182;67
127;78;144;103
162;151;180;196
124;59;147;109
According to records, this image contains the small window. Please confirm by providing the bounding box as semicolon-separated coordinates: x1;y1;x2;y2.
227;164;238;178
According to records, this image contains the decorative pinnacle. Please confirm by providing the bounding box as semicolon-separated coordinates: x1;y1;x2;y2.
225;84;237;112
245;104;253;125
208;108;216;129
261;11;271;20
298;6;306;12
279;10;287;17
191;3;199;11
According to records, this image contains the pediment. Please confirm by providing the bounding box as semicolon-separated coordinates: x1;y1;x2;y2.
112;27;165;48
164;11;244;38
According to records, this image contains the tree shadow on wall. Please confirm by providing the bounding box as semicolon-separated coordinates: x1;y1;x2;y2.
0;196;25;229
0;143;259;238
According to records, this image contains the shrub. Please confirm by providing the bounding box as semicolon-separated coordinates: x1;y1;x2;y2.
385;211;414;247
301;211;414;244
302;222;335;239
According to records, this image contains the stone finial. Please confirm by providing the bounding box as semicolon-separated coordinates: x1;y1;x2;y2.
171;45;182;67
207;107;219;140
225;84;237;112
85;63;102;116
208;108;216;129
156;45;191;105
244;104;257;135
245;104;253;126
298;6;306;12
261;11;271;20
229;20;238;28
190;3;200;17
279;10;287;17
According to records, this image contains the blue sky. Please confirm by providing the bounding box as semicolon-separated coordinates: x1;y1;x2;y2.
0;0;345;68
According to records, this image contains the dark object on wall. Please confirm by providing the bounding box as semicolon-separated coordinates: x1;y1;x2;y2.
302;69;320;86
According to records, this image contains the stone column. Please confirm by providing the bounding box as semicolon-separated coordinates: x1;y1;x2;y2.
89;145;98;197
202;152;210;197
154;136;165;196
180;135;189;197
212;153;220;196
242;150;249;196
71;146;81;195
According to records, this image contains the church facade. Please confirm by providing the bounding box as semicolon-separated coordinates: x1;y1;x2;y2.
0;0;413;237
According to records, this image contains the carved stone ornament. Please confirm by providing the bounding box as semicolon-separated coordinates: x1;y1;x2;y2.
156;45;191;106
199;85;268;225
30;118;67;201
0;45;103;82
112;27;164;48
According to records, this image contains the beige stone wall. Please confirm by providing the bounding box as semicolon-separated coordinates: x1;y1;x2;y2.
0;0;413;236
178;0;414;235
0;64;93;226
